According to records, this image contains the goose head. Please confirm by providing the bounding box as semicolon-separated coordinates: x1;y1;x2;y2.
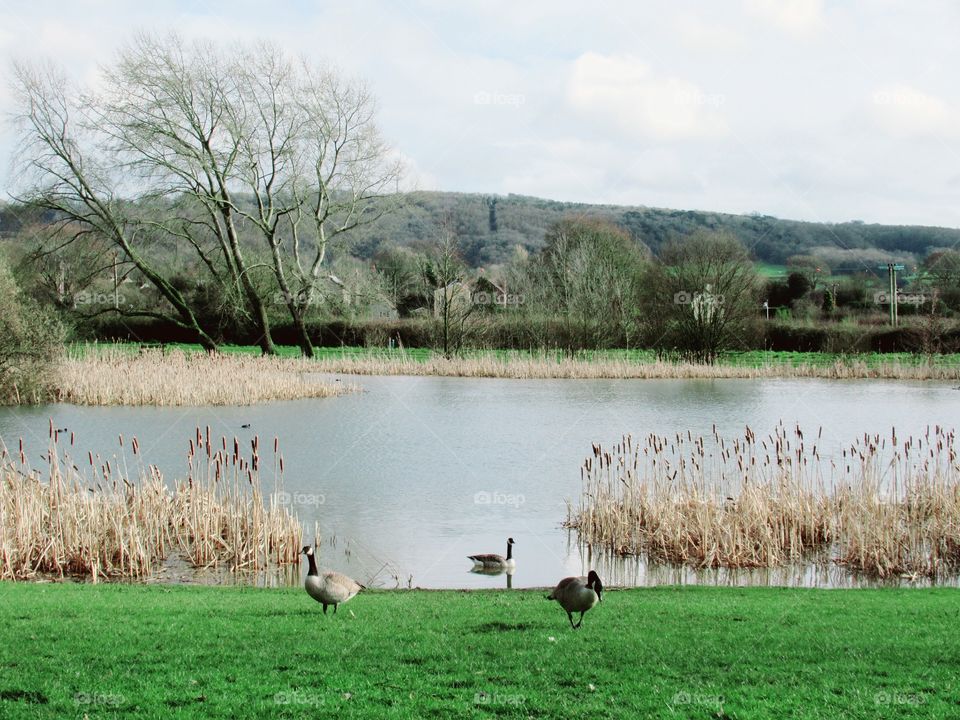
587;570;603;602
301;546;315;557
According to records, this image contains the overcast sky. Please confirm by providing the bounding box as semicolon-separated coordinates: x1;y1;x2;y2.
2;0;960;227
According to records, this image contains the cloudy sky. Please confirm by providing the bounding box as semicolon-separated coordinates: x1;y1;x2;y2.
2;0;959;227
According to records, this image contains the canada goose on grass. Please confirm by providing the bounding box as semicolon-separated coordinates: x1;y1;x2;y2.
468;537;515;570
301;546;363;614
546;570;603;629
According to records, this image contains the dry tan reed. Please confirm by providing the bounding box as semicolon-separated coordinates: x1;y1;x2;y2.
0;421;302;581
309;355;960;381
568;424;960;579
51;349;354;406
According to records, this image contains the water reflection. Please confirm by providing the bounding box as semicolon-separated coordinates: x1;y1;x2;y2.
469;566;515;589
579;543;960;589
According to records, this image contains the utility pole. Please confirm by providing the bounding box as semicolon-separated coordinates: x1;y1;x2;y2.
878;263;905;326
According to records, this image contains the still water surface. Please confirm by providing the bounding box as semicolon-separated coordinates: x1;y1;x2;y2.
1;376;957;588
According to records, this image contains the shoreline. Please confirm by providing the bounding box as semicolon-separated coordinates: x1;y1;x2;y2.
305;355;960;381
6;345;958;407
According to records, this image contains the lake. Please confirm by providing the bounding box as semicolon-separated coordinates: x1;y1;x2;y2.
2;376;957;588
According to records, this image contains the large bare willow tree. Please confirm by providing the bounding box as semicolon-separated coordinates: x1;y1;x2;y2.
11;32;402;355
225;42;402;356
10;61;220;350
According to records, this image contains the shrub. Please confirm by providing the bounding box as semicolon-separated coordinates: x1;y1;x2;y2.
0;257;65;403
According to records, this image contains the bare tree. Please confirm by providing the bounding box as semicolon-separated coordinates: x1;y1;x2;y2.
94;35;279;353
10;62;220;350
535;218;648;352
12;33;402;356
424;221;476;357
230;46;403;356
644;230;761;363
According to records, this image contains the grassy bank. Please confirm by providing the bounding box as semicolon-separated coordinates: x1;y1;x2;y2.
0;584;957;718
67;343;960;381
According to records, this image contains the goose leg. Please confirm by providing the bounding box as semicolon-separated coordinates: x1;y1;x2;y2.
575;612;585;629
323;603;328;615
333;604;338;614
567;612;576;629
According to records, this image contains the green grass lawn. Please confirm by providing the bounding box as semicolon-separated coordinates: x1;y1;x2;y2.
756;263;788;278
1;584;957;718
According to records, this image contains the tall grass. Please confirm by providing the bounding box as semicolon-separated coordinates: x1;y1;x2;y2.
49;348;353;406
0;422;302;581
568;425;960;579
307;354;960;381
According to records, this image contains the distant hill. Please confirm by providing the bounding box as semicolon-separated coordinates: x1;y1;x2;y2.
4;193;958;275
353;191;960;273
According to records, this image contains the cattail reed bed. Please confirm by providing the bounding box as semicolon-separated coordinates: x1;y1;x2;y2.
0;421;302;581
49;348;355;406
310;354;960;381
568;424;960;579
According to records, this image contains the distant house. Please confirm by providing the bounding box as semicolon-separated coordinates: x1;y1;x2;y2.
324;273;398;320
433;281;472;318
473;276;509;309
432;276;522;316
367;297;399;320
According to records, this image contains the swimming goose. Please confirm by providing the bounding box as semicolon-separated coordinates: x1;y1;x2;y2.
468;537;515;570
301;546;363;614
546;570;603;629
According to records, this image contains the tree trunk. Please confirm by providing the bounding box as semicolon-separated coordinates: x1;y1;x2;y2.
117;236;220;354
292;309;314;358
216;201;276;355
265;232;313;358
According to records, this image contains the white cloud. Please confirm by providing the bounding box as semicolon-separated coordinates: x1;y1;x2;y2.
2;1;960;227
870;84;956;138
566;52;727;140
743;0;825;36
393;150;439;193
675;12;745;52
